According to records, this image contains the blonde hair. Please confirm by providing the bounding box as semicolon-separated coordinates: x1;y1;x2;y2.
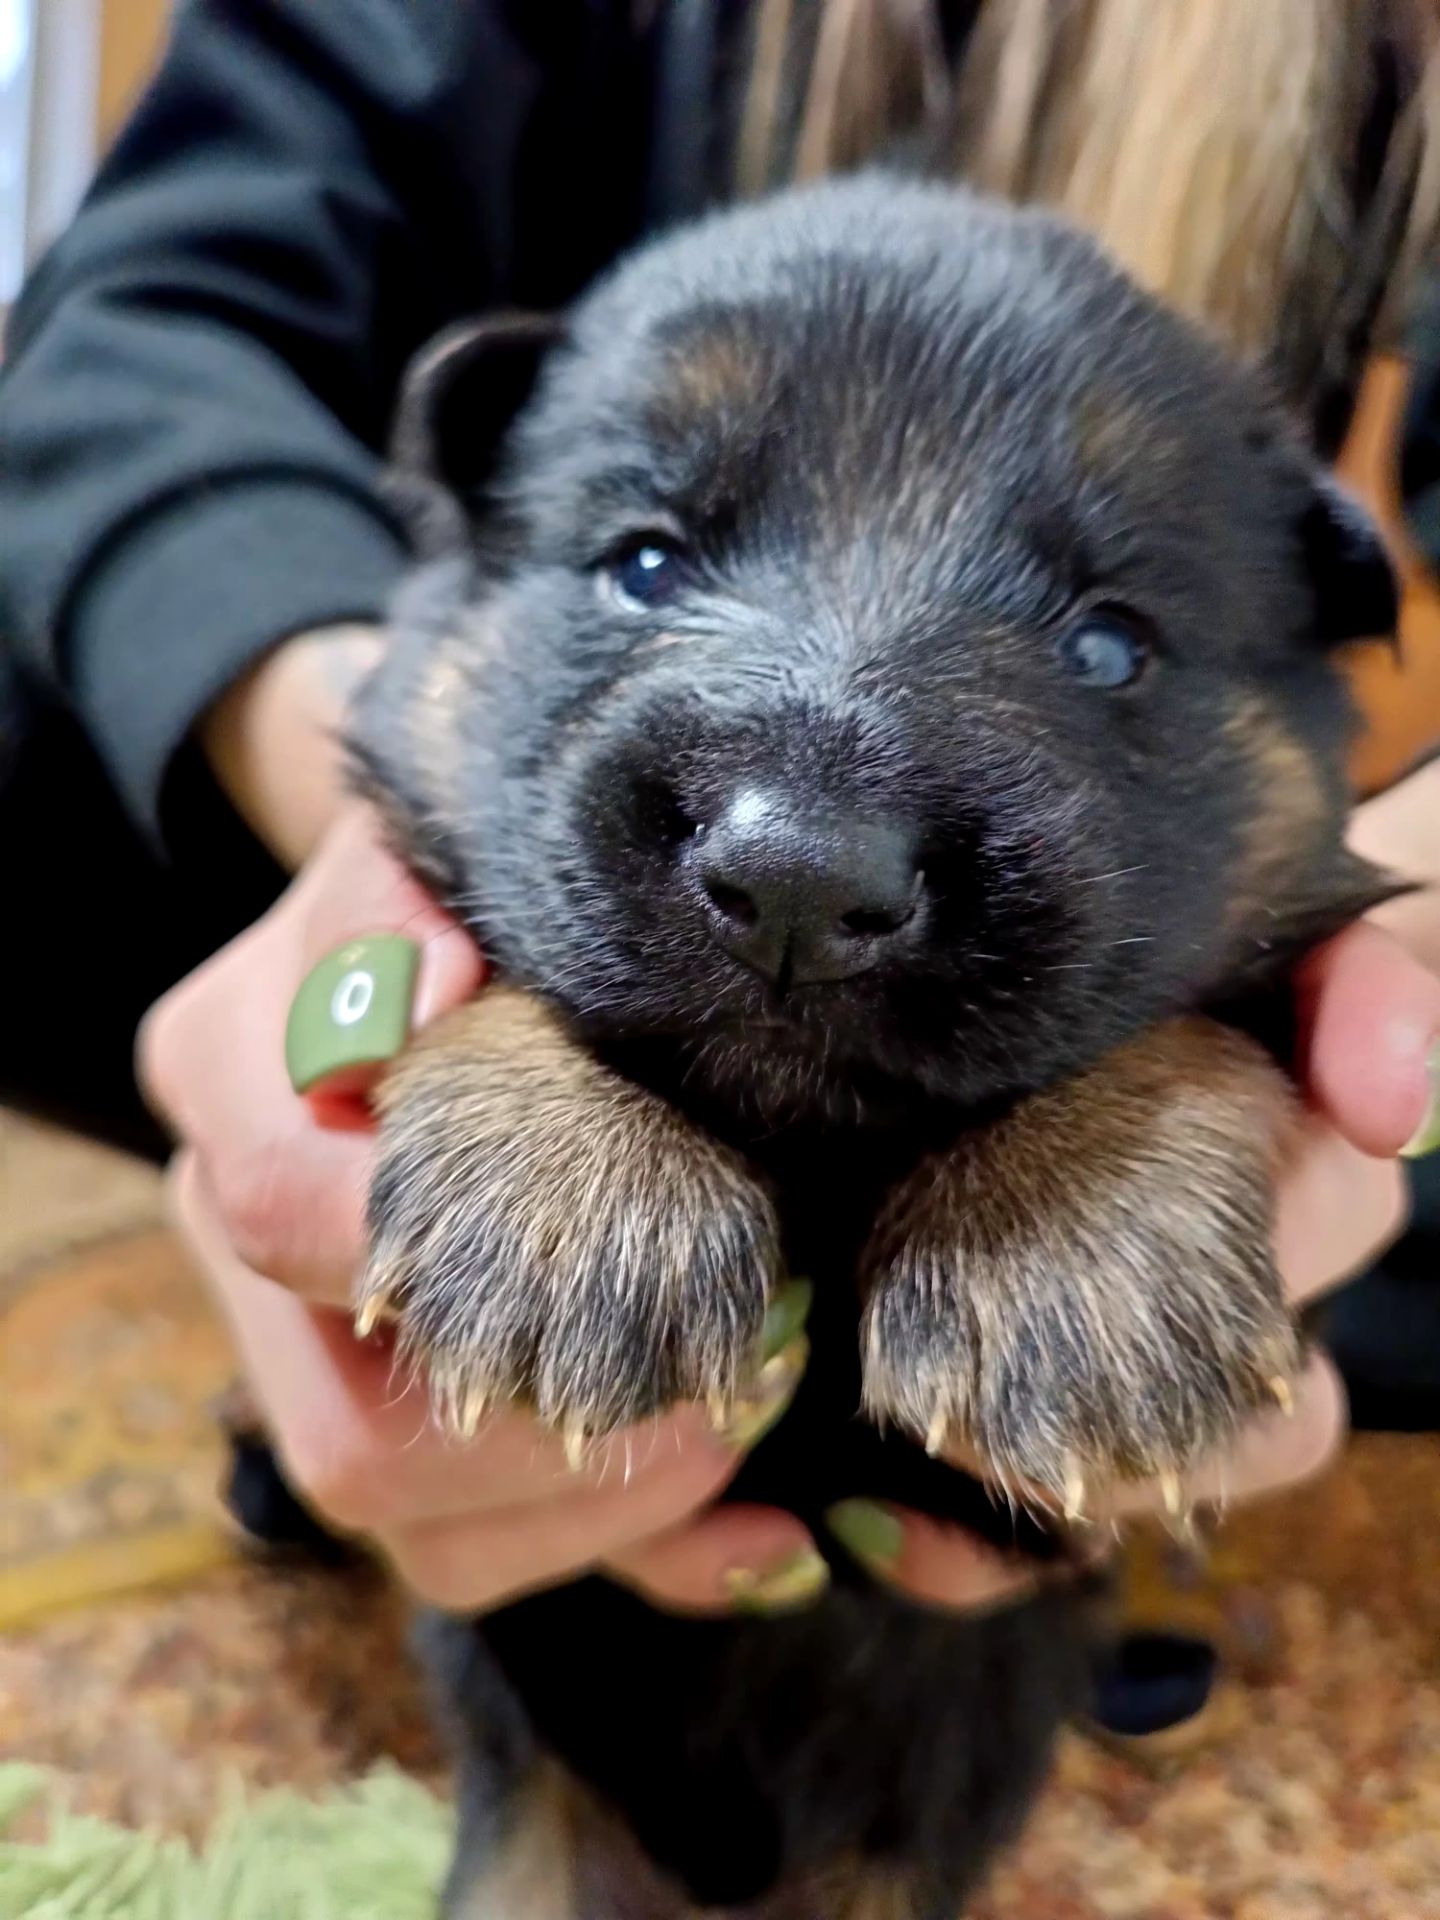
737;0;1440;408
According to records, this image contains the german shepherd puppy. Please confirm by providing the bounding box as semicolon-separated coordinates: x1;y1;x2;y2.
347;178;1397;1919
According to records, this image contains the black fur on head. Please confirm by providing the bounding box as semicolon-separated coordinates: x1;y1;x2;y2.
354;176;1395;1131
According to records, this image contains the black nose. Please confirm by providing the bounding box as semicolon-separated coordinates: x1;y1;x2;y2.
693;791;922;986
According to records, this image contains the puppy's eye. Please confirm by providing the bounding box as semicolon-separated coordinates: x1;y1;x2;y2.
601;538;690;612
1055;611;1151;689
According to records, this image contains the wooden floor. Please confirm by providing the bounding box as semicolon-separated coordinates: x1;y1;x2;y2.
2;1115;1438;1916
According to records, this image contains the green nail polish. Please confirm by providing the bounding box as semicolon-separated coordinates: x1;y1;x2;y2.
712;1336;807;1449
285;935;421;1093
761;1278;813;1362
1401;1044;1440;1160
826;1499;904;1570
725;1547;830;1615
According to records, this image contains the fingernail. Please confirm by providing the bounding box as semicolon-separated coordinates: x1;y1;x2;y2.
760;1278;813;1362
724;1546;830;1615
710;1335;807;1449
285;935;420;1093
825;1499;904;1571
1401;1043;1440;1159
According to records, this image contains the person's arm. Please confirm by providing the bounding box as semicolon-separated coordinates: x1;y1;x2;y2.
0;0;652;856
199;622;383;869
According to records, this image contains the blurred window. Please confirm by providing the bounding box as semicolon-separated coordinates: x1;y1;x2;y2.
0;0;35;305
0;0;100;310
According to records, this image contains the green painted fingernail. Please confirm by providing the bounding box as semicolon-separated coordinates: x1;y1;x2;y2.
826;1499;904;1570
724;1547;830;1615
285;935;421;1093
711;1335;807;1449
1401;1044;1440;1160
761;1278;813;1362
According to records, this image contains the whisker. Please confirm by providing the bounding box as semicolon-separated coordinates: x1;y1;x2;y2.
1074;863;1148;887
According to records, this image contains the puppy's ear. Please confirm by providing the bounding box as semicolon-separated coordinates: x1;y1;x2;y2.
1299;474;1399;649
387;312;564;554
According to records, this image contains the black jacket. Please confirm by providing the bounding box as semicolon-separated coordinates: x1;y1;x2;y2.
0;0;1435;1151
0;0;683;835
3;0;1439;837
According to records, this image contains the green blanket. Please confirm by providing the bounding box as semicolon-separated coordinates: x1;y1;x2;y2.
0;1764;452;1919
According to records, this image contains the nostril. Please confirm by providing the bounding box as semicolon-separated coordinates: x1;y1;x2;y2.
838;869;924;940
703;879;759;928
630;778;698;853
839;902;913;938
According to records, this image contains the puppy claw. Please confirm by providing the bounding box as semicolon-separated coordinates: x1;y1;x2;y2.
562;1419;591;1473
431;1377;465;1438
1062;1458;1088;1526
1158;1470;1185;1518
1268;1374;1295;1418
457;1387;490;1439
925;1405;950;1459
353;1290;393;1340
1167;1505;1200;1549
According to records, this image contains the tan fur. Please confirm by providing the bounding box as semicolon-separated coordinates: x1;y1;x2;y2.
861;1015;1304;1503
449;1760;931;1920
1222;693;1330;926
400;638;475;802
350;593;508;878
365;986;782;1440
666;329;764;413
1070;389;1169;479
451;1766;578;1920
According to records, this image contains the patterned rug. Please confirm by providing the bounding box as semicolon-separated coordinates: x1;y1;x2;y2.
2;1115;1438;1916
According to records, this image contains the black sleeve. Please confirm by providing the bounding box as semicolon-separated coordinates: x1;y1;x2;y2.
1402;271;1440;575
0;0;655;839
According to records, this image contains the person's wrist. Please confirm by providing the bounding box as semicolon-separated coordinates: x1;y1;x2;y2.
201;623;384;871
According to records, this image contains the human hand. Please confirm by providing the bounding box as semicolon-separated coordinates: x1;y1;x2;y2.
201;621;384;870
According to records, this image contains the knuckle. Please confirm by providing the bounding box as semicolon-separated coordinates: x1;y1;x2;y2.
281;1425;384;1533
1348;1156;1411;1270
614;1566;710;1614
644;1437;739;1519
163;1153;204;1248
388;1533;501;1612
1374;1160;1412;1249
209;1143;307;1283
134;990;188;1122
1284;1359;1347;1485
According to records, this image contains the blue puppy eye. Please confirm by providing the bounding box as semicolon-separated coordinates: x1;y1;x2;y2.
604;540;689;611
1055;612;1150;689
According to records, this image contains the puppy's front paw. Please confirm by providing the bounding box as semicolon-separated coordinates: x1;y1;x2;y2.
861;1019;1303;1508
363;987;781;1443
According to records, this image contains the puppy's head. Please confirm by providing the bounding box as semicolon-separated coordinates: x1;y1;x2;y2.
357;178;1395;1124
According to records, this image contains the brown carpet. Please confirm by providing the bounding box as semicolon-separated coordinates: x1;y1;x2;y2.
2;1115;1438;1915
